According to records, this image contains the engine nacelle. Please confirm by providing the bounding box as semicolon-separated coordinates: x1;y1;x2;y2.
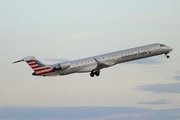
53;62;70;70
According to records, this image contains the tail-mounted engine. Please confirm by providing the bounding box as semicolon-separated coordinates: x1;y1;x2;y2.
53;62;70;70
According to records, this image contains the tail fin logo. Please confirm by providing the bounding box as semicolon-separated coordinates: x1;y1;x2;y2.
13;56;55;76
26;60;46;70
26;59;54;75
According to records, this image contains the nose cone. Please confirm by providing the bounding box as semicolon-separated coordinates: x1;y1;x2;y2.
167;46;173;52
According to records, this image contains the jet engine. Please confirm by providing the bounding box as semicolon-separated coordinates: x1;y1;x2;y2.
53;62;70;70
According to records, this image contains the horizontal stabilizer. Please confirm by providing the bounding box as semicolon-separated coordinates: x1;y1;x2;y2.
12;56;35;64
22;56;35;61
12;59;23;64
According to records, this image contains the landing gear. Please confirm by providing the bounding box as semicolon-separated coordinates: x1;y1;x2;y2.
90;71;100;77
90;72;94;77
165;53;170;58
95;71;100;76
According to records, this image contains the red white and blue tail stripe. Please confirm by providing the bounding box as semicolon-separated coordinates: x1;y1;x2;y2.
13;56;55;76
26;59;54;76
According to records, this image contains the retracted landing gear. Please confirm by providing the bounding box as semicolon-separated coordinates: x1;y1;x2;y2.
90;70;100;77
165;53;170;58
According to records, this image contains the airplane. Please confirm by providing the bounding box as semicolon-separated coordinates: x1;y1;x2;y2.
13;43;173;77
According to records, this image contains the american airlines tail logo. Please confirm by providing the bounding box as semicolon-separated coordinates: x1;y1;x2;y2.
26;59;54;76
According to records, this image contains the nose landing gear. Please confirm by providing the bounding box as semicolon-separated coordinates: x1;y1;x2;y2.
165;53;170;58
90;70;100;77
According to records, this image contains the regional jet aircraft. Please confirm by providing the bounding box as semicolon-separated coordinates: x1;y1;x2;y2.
13;43;173;77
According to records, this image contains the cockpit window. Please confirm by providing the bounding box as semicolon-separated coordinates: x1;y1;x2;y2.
160;44;165;47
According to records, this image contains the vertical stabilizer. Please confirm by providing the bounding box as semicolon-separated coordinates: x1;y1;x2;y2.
13;56;55;76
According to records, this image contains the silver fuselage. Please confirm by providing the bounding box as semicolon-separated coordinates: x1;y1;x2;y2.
50;43;172;76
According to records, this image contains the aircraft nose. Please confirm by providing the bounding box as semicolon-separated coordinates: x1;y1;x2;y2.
168;47;173;51
166;46;173;52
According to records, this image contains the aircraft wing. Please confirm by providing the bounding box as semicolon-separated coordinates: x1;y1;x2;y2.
93;58;112;70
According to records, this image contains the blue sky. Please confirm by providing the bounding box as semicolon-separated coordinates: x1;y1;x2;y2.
0;0;180;119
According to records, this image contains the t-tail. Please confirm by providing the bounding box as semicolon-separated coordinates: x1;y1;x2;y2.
13;56;55;76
